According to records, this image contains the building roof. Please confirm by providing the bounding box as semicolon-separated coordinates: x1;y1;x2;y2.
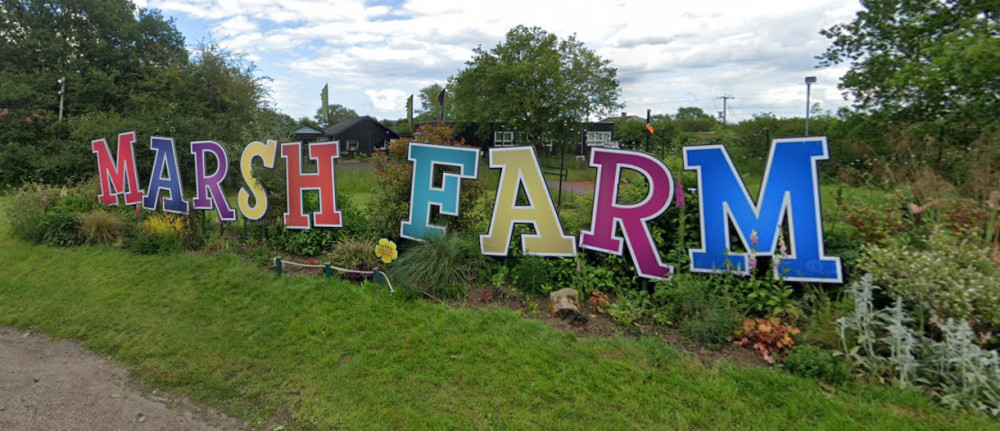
324;115;399;138
292;125;325;135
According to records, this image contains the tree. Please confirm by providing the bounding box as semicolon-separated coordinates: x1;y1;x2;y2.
673;107;716;132
0;1;275;187
0;0;186;118
450;25;622;144
313;103;358;129
414;83;452;122
818;0;999;128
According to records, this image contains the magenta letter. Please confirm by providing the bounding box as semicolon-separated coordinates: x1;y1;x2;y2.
580;148;674;279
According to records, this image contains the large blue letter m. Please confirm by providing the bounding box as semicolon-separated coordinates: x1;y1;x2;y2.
683;137;842;283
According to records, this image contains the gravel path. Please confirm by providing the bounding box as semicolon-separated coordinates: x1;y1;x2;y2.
0;327;242;431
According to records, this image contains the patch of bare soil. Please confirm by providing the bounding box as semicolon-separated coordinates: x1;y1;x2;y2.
463;291;768;368
0;327;245;431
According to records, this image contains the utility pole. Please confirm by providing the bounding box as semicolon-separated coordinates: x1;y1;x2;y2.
57;77;66;121
717;94;733;125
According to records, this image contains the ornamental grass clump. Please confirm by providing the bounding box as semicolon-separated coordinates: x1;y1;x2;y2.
79;210;124;245
388;233;485;299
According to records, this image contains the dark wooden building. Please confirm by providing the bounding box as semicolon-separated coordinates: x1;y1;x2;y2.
323;116;400;157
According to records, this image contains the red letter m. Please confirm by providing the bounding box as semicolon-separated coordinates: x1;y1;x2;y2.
92;132;144;205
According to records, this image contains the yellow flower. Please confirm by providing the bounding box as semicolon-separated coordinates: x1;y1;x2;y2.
374;238;398;264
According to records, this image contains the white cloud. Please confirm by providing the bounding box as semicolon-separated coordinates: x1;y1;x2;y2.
147;0;862;120
364;89;408;112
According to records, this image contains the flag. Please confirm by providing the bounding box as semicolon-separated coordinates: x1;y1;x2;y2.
406;94;414;135
321;84;330;126
645;123;655;134
437;89;446;122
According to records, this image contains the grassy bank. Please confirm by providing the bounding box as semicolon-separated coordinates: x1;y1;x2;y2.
0;219;996;430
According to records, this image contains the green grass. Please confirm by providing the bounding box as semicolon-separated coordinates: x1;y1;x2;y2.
0;218;997;429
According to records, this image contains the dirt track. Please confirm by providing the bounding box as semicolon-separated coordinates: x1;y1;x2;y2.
0;327;241;431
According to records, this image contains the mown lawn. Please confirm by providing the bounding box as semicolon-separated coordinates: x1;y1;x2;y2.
0;218;997;430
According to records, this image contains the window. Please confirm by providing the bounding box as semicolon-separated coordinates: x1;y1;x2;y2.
375;139;387;150
586;131;612;146
494;131;515;146
346;140;359;152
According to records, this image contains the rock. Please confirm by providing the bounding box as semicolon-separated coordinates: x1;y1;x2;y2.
549;288;579;315
549;288;587;325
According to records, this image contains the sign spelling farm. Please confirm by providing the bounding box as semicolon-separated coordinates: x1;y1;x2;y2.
92;132;843;283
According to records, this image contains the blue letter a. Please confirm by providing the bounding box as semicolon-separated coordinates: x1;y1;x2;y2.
683;138;842;283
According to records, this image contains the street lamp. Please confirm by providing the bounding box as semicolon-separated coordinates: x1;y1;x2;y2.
804;76;816;136
57;77;66;121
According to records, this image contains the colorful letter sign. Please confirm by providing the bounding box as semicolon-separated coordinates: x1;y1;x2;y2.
580;148;674;280
142;137;188;214
92;131;144;206
90;133;843;284
480;146;575;256
191;140;236;221
238;139;278;221
400;143;480;241
281;141;342;229
683;137;842;283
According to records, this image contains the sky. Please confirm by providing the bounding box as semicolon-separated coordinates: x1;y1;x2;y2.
136;0;863;123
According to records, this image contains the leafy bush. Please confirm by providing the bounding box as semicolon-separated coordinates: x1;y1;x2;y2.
337;195;378;240
680;302;741;345
608;289;653;328
782;345;853;385
514;256;554;295
122;213;187;254
859;226;1000;329
38;209;83;247
734;317;801;364
279;228;337;257
79;210;124;245
387;234;485;299
368;123;490;237
838;274;1000;416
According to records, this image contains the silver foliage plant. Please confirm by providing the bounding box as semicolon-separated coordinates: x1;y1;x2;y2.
838;275;1000;416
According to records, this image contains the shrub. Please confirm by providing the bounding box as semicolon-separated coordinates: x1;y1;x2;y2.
680;302;741;345
2;183;59;242
337;195;378;240
38;209;83;247
838;274;1000;416
368;123;490;237
859;226;1000;329
514;256;554;295
782;345;853;385
387;234;485;299
733;317;801;364
327;238;379;269
607;289;653;328
122;213;186;254
279;228;337;257
79;210;124;244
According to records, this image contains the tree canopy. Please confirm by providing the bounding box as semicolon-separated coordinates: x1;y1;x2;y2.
449;25;622;143
818;0;999;128
0;0;281;188
414;83;452;122
314;104;359;129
